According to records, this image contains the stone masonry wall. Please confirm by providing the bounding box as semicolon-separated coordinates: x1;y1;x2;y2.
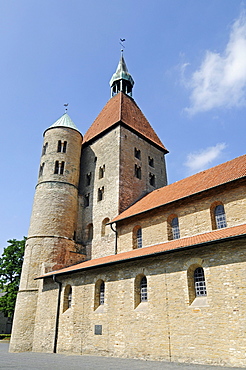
32;238;246;367
119;126;167;213
117;182;246;253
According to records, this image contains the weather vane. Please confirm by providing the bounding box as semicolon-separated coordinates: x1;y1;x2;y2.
64;103;69;113
120;38;125;53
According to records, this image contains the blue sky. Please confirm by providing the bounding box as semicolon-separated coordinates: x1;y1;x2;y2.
0;1;245;254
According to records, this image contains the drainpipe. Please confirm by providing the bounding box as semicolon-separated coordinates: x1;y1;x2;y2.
110;223;118;254
53;274;62;353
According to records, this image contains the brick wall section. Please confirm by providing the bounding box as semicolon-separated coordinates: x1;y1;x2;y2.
31;238;246;367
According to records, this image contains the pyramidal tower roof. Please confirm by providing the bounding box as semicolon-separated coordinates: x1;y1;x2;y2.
45;113;81;134
83;92;168;152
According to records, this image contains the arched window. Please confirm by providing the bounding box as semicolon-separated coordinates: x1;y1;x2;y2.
194;267;207;297
137;228;142;248
87;223;93;242
63;285;72;312
101;218;110;236
133;226;142;249
215;204;227;229
99;281;105;305
171;217;180;239
94;279;105;310
140;276;147;302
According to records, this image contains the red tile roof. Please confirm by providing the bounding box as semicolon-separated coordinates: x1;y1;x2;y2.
111;154;246;223
37;223;246;279
83;92;168;152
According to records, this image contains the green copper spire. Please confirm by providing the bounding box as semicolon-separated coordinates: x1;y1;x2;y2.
48;113;80;132
110;53;134;97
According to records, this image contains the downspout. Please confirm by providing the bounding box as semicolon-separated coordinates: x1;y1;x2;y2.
110;223;118;254
53;274;62;353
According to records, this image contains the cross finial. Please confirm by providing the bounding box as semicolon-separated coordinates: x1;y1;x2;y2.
64;103;69;113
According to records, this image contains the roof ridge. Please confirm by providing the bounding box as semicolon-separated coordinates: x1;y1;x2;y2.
111;153;246;223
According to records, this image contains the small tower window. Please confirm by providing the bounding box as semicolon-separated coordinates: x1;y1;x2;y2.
63;285;72;312
149;173;155;187
101;217;110;236
171;217;180;239
98;187;104;201
194;267;207;297
148;156;154;167
215;205;227;229
87;223;93;241
42;142;48;156
99;165;105;179
135;165;141;179
84;194;90;207
135;148;141;160
54;161;65;175
86;172;92;186
57;140;67;153
39;163;45;177
140;276;147;302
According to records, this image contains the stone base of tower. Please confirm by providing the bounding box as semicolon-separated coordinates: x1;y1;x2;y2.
9;289;38;352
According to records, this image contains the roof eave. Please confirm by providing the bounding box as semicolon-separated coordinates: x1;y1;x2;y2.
35;230;246;280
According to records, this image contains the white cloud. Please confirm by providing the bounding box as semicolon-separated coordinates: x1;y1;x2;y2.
185;143;227;174
185;11;246;115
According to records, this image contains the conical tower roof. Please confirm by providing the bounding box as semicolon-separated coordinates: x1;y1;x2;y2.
83;92;168;152
49;113;80;131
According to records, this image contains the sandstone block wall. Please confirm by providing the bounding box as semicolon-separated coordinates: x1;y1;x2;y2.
119;126;167;213
117;183;246;253
32;238;246;367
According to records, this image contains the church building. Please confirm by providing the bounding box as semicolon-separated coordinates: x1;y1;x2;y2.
9;54;246;367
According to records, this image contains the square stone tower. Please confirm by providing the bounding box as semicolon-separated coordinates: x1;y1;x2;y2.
77;54;168;259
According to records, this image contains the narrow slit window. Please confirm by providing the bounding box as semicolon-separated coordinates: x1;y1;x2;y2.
84;194;90;207
86;172;92;186
57;140;62;153
62;141;67;153
135;148;141;159
39;163;45;177
99;165;105;179
42;142;48;156
149;173;155;187
148;156;154;167
135;165;141;179
98;187;104;201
